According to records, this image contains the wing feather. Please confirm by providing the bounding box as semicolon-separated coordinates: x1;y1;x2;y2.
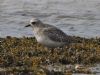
43;27;72;43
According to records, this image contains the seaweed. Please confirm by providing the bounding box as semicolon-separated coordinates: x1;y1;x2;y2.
0;36;99;74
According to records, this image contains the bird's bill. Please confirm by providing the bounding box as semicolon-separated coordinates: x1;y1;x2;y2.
25;24;31;27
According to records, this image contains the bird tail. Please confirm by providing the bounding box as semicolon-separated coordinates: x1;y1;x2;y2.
67;35;82;44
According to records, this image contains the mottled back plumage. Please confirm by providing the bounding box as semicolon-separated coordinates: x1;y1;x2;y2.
43;27;72;43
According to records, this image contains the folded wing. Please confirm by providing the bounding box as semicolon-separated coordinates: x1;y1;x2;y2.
43;27;73;43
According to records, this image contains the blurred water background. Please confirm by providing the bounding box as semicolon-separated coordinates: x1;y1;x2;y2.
0;0;100;38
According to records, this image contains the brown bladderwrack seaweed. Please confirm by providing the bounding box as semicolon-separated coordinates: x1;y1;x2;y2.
0;36;99;74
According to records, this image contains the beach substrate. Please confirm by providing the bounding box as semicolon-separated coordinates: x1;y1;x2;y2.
0;36;100;75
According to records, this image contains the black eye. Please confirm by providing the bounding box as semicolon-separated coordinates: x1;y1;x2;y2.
32;22;36;24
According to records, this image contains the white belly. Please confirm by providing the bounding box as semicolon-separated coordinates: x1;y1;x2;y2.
35;34;65;48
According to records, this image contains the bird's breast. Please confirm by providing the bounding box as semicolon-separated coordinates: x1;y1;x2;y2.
35;34;65;48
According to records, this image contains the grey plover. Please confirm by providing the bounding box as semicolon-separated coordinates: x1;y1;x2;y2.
25;18;74;48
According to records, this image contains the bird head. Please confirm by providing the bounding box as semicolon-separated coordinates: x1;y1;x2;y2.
25;18;41;27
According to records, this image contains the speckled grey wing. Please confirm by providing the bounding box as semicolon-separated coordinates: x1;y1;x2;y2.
43;27;72;43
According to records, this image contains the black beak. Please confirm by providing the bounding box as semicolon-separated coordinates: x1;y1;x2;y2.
25;24;31;27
